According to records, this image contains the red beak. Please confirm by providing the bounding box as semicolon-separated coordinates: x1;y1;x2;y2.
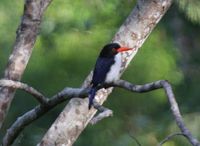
117;47;132;52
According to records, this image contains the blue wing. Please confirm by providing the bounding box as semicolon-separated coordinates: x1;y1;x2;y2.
92;57;114;86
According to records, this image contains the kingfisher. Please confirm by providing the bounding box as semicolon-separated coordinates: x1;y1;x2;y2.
88;43;132;109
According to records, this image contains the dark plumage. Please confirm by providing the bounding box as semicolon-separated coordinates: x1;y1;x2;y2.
88;43;131;109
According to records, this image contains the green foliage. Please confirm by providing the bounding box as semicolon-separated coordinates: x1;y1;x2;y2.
176;0;200;24
0;0;200;146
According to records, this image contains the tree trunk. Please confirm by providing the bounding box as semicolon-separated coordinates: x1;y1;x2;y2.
38;0;173;146
0;0;52;129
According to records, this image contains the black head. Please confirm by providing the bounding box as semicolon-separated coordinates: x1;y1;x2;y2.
99;43;121;58
99;43;131;58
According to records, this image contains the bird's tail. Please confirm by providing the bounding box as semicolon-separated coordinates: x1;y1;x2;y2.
88;87;97;109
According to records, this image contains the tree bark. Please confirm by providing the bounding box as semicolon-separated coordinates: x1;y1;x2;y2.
38;0;173;146
0;0;52;129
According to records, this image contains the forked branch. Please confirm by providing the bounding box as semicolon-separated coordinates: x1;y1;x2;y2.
0;79;199;146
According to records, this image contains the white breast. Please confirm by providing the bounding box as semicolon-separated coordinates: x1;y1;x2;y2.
105;53;122;83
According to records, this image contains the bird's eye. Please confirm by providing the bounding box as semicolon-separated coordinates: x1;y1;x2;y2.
112;48;117;52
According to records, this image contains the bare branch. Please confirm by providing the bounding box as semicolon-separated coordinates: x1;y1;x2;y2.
161;81;200;146
90;101;113;125
158;132;187;146
110;80;163;92
2;87;88;146
1;1;198;145
0;0;53;129
128;131;142;146
3;80;200;146
0;79;48;105
39;1;173;145
113;80;200;146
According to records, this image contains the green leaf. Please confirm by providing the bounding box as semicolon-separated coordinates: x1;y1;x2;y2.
176;0;200;24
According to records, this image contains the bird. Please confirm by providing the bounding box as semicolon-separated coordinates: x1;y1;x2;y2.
88;43;132;109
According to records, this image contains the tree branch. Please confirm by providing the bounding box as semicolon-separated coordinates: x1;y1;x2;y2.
112;80;200;146
39;1;173;145
1;0;198;146
2;80;200;146
2;0;198;146
158;132;187;146
0;79;48;105
90;101;113;125
161;81;200;146
129;131;142;146
0;0;53;129
2;86;88;146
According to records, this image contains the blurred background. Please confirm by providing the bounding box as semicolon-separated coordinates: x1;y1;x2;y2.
0;0;200;145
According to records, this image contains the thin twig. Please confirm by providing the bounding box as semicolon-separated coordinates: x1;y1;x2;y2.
2;87;88;146
90;101;113;125
0;79;48;105
161;81;200;146
112;80;200;146
2;79;200;146
128;131;142;146
158;132;187;146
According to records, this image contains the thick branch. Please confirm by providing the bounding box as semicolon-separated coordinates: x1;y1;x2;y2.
0;0;52;129
3;79;200;146
3;0;197;146
2;86;88;146
39;1;173;145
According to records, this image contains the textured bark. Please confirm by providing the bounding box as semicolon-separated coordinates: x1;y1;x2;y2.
0;79;47;104
0;0;52;128
1;79;200;145
39;0;173;146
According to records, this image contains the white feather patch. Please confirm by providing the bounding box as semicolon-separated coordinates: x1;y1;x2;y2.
105;53;122;83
